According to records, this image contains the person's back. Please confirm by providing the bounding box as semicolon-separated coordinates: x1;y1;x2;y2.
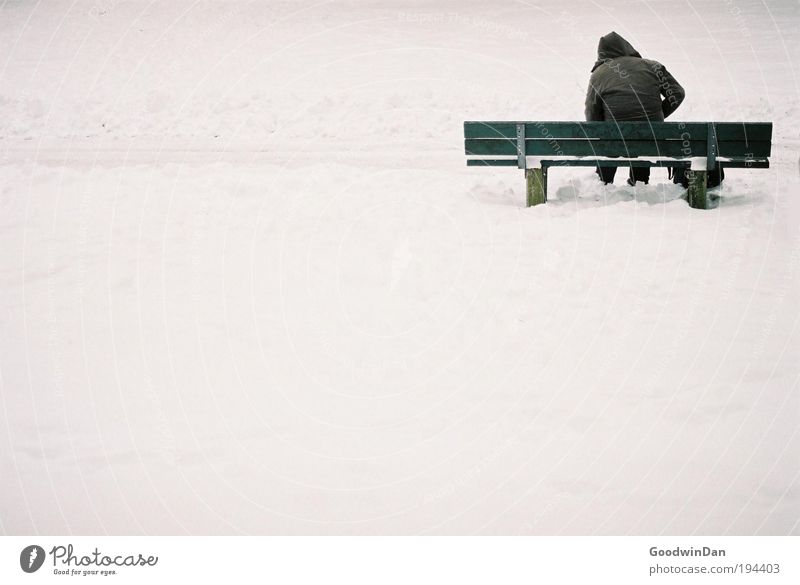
585;32;685;184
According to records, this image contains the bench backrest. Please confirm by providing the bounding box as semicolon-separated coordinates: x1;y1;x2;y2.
464;121;772;169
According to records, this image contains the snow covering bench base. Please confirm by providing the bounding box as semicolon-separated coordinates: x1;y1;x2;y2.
464;121;772;209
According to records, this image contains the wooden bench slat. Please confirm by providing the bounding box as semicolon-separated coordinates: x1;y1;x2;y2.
467;159;769;168
464;121;772;142
465;139;771;158
466;159;519;167
465;122;705;140
716;160;770;168
691;122;772;142
718;141;772;157
541;160;690;168
466;139;699;157
548;159;767;168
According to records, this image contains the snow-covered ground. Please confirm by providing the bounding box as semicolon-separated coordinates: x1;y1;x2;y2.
1;0;798;535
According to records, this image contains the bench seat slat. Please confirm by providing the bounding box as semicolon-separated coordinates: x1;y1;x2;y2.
466;159;520;167
537;159;770;168
466;158;769;169
540;159;689;168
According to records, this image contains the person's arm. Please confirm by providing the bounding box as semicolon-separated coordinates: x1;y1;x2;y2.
584;80;604;121
656;64;685;118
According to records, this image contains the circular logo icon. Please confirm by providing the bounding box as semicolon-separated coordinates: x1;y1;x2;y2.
20;545;45;573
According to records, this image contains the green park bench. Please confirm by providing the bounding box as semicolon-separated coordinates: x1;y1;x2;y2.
464;121;772;209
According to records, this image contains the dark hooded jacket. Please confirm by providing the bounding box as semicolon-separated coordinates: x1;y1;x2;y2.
585;32;685;122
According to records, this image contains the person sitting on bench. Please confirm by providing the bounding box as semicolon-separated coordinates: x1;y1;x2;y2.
584;31;686;186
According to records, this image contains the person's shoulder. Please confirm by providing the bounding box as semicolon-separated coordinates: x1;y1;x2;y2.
590;60;612;76
640;58;665;71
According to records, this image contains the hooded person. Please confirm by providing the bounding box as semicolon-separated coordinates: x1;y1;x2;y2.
585;32;685;185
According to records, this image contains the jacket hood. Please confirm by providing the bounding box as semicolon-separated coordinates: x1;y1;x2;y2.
591;31;641;71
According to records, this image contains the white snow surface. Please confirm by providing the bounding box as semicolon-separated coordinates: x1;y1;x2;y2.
1;0;799;535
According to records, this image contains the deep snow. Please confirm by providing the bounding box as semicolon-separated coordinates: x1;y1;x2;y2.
1;0;798;535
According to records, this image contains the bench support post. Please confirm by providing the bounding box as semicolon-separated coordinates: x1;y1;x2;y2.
526;167;546;207
687;170;708;209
